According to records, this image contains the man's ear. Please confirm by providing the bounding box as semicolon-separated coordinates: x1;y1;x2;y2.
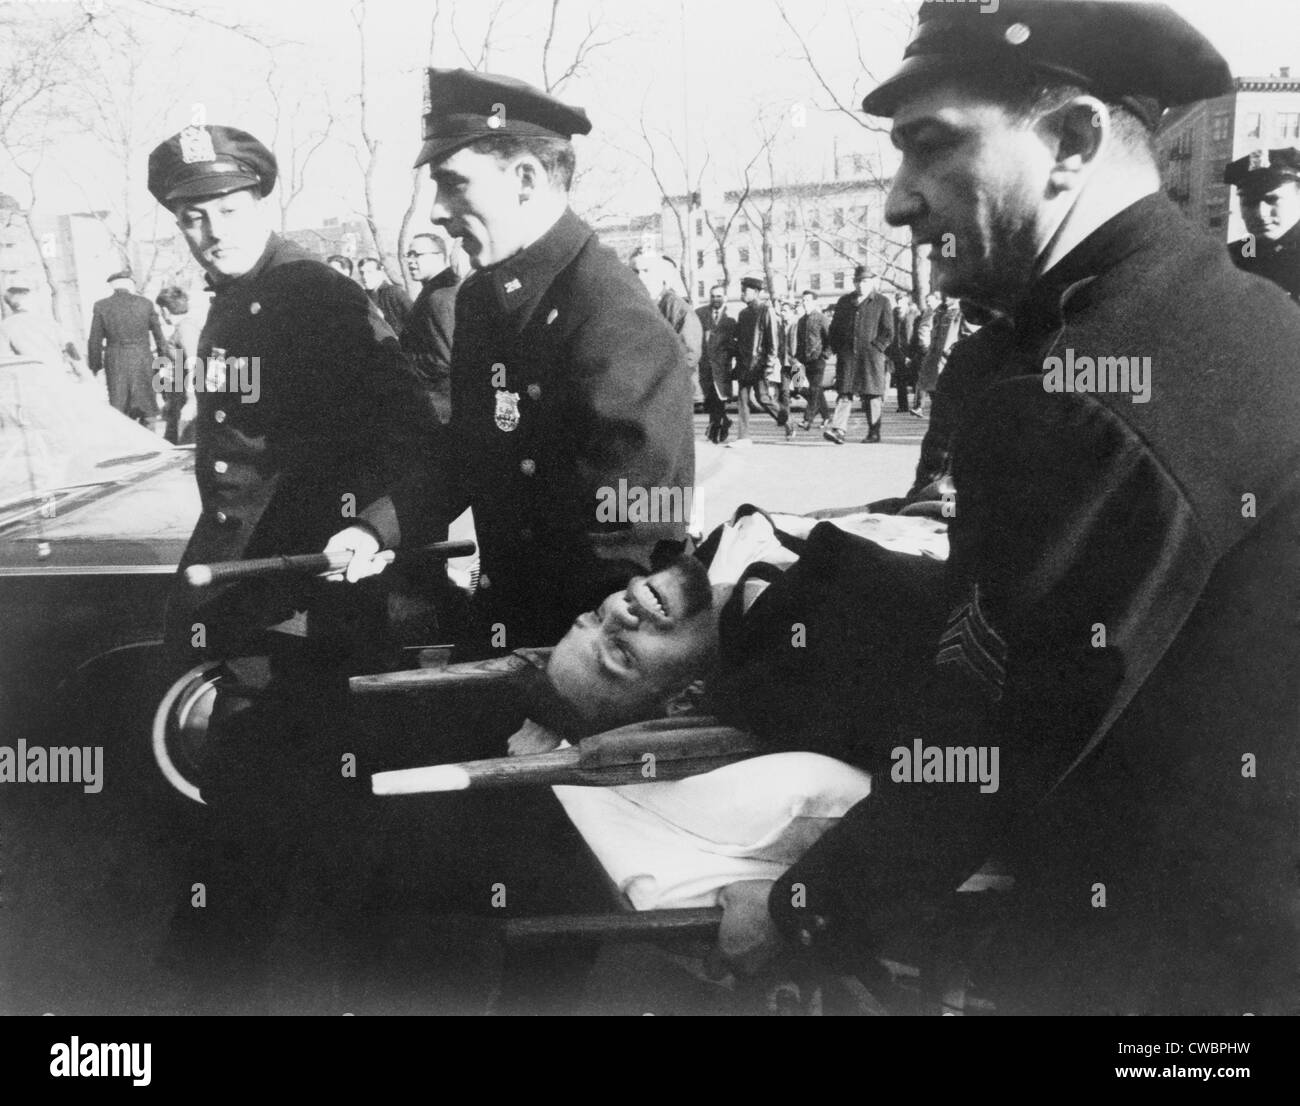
1039;95;1108;195
514;156;542;202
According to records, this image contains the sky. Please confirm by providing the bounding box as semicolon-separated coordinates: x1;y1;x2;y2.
2;0;1296;248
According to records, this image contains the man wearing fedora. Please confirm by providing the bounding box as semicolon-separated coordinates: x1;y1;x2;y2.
1225;147;1300;303
736;1;1300;1017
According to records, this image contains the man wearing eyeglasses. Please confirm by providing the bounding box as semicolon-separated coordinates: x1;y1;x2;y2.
403;231;462;423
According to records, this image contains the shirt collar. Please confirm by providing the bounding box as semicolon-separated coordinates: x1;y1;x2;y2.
481;208;591;319
1015;192;1185;334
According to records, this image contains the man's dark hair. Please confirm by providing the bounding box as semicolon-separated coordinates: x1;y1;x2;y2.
468;134;576;192
409;232;445;255
710;283;727;296
155;286;189;315
357;256;382;271
326;254;353;275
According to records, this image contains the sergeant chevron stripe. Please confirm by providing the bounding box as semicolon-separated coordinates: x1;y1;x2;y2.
937;582;1007;701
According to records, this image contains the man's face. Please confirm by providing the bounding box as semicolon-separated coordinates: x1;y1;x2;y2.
545;556;718;730
632;254;663;298
405;238;447;282
855;276;873;297
741;285;758;304
430;146;533;268
709;288;726;310
1240;181;1300;242
174;187;270;281
357;262;386;291
886;79;1059;309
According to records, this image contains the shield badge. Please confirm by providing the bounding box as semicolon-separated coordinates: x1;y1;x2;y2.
494;389;521;432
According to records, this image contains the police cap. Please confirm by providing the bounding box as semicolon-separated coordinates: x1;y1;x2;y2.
148;125;277;207
862;1;1233;125
1224;148;1300;194
415;68;592;169
106;269;133;282
740;276;765;292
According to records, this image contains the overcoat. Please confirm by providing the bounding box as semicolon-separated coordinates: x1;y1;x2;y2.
769;194;1300;1016
362;209;695;652
165;234;428;660
87;289;168;417
696;304;737;402
829;291;894;395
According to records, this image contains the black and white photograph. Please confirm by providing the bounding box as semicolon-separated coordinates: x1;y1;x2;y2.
0;0;1297;1048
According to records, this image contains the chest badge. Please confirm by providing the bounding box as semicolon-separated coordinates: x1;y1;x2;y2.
494;389;522;432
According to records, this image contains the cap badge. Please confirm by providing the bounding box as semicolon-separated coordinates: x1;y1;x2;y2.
494;389;521;432
503;277;522;294
545;308;558;325
1004;23;1031;46
179;125;216;165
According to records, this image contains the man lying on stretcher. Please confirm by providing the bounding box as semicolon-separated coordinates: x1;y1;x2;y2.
369;507;951;979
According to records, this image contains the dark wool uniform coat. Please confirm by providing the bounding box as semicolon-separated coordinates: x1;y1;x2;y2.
87;288;168;418
768;194;1300;1016
362;209;695;653
165;234;428;660
1227;219;1300;304
829;290;894;395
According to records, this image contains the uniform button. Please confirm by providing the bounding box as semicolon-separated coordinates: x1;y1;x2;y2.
519;458;536;476
527;383;541;401
213;409;227;423
250;302;261;315
519;527;533;541
213;510;229;525
478;573;491;590
213;460;229;474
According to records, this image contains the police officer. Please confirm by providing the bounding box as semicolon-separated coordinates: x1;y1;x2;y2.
744;1;1300;1017
147;124;429;1002
327;69;694;656
1224;147;1300;303
86;269;168;424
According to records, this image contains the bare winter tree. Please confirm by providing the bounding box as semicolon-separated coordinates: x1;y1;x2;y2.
775;0;922;301
0;5;95;322
350;0;400;281
264;59;336;234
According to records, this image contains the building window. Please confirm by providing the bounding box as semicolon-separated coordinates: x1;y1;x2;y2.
1210;114;1231;141
696;250;704;269
1245;112;1263;139
833;270;845;289
809;241;820;260
786;241;797;260
852;153;866;173
715;248;724;264
695;217;703;237
785;210;796;231
738;246;750;264
763;244;772;262
833;208;845;228
810;211;821;230
810;272;821;291
698;280;705;298
739;218;750;235
1278;113;1300;140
